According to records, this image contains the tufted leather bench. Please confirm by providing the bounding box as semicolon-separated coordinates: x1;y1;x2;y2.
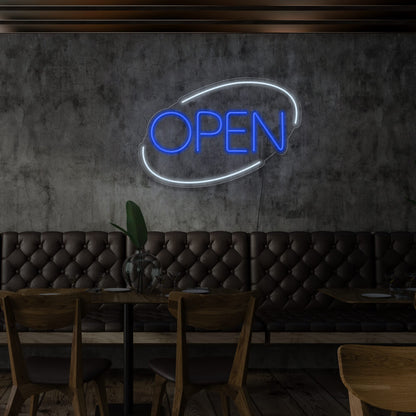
252;232;416;343
0;230;415;345
375;232;416;287
131;231;257;332
0;230;262;339
1;231;125;332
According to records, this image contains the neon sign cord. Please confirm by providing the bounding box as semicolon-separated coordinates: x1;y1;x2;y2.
256;129;296;228
255;163;265;231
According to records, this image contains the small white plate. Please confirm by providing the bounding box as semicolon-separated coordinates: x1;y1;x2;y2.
104;288;131;292
361;293;392;298
182;288;210;294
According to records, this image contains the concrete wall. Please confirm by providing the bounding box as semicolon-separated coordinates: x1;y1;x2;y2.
0;33;415;233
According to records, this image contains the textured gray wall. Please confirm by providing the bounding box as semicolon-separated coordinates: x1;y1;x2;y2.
0;33;415;232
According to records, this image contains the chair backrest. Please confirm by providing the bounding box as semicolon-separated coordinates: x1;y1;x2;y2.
4;292;86;330
168;291;257;387
168;291;255;330
338;344;416;413
1;293;86;387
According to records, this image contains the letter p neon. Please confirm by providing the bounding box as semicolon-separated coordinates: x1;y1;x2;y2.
195;110;223;153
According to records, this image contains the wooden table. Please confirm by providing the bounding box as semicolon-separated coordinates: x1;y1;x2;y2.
319;287;415;304
16;287;168;416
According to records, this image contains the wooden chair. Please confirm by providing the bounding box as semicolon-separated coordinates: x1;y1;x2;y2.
149;291;257;416
338;344;416;416
1;292;111;416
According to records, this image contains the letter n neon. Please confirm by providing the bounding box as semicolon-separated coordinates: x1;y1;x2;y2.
252;111;286;153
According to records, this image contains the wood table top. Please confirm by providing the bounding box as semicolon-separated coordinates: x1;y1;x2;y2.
4;287;247;306
319;287;415;304
11;287;244;304
12;287;169;304
89;288;169;304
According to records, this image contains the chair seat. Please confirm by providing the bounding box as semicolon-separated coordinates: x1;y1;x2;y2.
27;356;111;384
149;356;233;385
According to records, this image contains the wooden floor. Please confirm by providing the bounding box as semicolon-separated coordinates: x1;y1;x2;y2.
0;369;414;416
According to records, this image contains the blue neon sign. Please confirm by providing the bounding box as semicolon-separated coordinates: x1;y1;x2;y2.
149;110;193;154
149;109;286;155
196;110;222;153
138;78;302;188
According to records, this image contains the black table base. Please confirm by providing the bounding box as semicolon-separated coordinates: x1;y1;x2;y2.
97;303;158;415
124;303;134;415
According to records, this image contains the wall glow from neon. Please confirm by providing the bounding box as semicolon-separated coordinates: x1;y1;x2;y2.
138;78;302;188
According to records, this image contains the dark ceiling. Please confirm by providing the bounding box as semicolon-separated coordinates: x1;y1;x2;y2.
1;1;416;33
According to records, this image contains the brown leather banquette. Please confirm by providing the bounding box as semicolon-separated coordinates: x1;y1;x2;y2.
252;232;416;334
1;231;250;333
1;231;415;338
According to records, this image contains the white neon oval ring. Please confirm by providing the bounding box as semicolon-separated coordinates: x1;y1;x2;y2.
180;79;300;127
138;78;301;187
140;145;263;187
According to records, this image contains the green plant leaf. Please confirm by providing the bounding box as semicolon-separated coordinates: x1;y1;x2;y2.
110;222;128;235
126;200;148;250
110;222;136;244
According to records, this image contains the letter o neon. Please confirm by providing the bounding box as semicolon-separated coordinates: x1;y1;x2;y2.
149;111;192;154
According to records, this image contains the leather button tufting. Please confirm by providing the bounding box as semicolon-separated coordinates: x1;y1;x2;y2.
15;245;19;249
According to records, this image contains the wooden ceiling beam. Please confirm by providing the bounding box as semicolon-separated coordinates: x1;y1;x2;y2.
2;1;415;5
1;1;415;32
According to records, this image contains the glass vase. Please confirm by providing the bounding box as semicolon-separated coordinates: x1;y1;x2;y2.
123;249;161;293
